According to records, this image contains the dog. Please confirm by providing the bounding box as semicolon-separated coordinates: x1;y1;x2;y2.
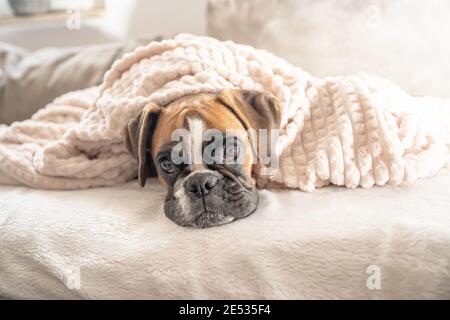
125;89;281;228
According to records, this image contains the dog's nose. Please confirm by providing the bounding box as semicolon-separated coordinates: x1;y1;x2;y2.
184;172;219;196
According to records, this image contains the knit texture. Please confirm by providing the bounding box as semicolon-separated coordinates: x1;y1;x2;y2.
0;34;449;190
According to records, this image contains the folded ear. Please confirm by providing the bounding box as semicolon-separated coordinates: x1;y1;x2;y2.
217;89;281;132
125;102;162;187
218;88;281;156
217;89;282;184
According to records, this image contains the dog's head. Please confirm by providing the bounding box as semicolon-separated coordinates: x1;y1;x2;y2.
125;89;280;228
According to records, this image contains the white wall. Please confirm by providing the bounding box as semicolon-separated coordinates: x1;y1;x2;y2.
209;0;450;97
0;0;207;50
0;0;13;16
104;0;207;40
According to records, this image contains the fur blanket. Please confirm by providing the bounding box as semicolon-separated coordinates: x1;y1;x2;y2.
0;34;449;190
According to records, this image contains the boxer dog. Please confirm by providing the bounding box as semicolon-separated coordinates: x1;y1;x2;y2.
125;89;280;228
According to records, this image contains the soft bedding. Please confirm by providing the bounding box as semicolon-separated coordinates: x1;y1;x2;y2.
1;34;449;192
0;34;449;300
1;171;449;299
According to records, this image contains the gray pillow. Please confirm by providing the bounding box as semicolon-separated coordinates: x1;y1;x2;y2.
0;37;157;124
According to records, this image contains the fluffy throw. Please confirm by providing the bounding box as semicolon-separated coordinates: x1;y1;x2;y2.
0;34;449;190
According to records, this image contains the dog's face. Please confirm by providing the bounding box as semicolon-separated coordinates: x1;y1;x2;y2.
125;90;280;228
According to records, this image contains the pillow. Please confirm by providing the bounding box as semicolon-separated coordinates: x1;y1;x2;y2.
0;38;156;124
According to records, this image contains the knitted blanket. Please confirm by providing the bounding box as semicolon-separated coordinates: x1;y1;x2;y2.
0;34;449;190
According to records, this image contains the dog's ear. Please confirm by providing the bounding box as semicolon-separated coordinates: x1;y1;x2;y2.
218;89;282;184
218;88;281;155
125;102;162;187
217;89;281;132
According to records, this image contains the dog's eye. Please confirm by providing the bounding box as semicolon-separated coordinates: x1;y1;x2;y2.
159;158;176;174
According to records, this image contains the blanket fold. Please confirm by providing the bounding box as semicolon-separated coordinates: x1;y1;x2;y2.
0;34;449;190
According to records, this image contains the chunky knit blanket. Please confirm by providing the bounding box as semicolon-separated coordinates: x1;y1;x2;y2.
0;34;449;190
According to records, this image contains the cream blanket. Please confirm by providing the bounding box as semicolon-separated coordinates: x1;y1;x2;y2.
0;34;449;190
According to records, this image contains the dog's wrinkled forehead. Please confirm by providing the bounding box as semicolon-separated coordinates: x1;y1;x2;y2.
124;89;281;188
151;92;250;160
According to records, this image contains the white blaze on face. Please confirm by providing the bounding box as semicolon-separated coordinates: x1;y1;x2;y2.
173;178;191;219
172;116;206;222
187;116;205;169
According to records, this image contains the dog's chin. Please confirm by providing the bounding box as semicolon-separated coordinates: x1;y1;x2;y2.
164;210;236;228
164;199;258;228
194;211;236;228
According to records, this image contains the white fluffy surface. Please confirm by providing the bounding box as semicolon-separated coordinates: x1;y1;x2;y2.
1;172;449;299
